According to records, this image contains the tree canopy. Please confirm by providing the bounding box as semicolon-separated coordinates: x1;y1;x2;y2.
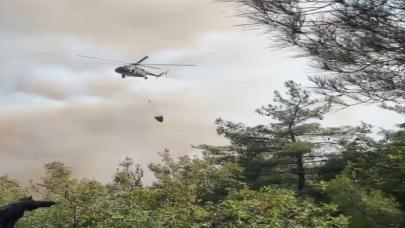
1;154;352;228
199;81;369;192
225;0;405;112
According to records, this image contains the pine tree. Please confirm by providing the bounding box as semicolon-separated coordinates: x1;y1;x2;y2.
200;81;369;192
224;0;405;112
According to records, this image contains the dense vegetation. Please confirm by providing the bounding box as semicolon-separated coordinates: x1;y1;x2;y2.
1;83;404;227
2;0;405;227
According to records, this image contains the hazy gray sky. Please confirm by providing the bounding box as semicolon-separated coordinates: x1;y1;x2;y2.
1;0;403;183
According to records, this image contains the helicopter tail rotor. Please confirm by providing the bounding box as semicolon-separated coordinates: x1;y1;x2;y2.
158;70;169;77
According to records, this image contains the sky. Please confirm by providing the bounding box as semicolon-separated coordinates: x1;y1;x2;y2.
0;0;404;184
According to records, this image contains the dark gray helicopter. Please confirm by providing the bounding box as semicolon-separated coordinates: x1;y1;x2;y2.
79;55;195;79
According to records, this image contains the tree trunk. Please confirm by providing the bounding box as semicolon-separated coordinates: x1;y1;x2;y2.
288;122;306;192
296;154;305;192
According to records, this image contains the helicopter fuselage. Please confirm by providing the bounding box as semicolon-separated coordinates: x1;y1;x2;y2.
115;66;148;78
80;55;194;79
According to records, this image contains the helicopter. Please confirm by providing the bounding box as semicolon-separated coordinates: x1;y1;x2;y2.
78;55;195;79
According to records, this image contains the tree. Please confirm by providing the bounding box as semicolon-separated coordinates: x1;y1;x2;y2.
0;154;352;227
107;157;149;227
224;0;405;112
148;149;245;204
316;132;377;181
200;81;368;192
112;157;144;190
22;162;112;228
109;151;245;227
325;175;404;228
113;151;349;228
313;126;405;227
342;126;405;210
0;175;27;206
212;187;349;227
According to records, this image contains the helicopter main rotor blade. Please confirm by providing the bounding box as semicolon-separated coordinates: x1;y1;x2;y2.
141;64;196;67
139;65;161;70
133;56;149;65
78;55;130;64
79;55;195;67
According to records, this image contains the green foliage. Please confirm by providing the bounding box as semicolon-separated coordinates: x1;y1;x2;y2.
112;157;144;190
316;134;377;181
343;128;405;210
17;162;112;228
2;124;404;228
0;175;27;206
325;175;404;228
280;141;313;156
1;154;350;228
226;0;405;111
148;150;245;204
212;188;349;228
200;81;365;192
